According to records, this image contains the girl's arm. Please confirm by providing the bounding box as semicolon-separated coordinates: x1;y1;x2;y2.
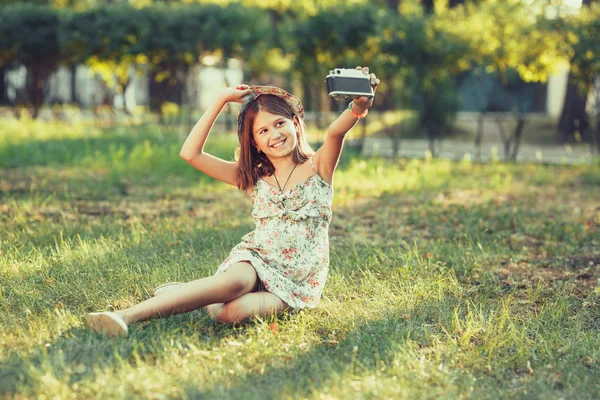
180;86;251;186
313;67;380;184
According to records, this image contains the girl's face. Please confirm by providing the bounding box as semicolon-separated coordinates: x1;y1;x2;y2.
252;109;299;159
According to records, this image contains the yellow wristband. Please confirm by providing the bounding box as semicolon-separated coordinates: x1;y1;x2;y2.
348;101;368;119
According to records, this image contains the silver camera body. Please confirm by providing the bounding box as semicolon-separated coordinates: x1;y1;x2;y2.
325;68;373;101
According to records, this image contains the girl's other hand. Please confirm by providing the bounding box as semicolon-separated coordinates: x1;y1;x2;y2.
220;85;253;104
353;66;380;110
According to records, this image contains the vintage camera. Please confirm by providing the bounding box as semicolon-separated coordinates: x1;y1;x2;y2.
325;68;373;101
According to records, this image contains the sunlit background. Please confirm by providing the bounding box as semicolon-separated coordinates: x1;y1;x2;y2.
2;2;600;399
1;0;598;159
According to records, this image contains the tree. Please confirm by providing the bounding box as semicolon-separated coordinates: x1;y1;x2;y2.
558;0;597;146
459;0;564;161
0;4;61;118
381;8;471;155
61;4;147;113
565;2;600;152
292;5;380;127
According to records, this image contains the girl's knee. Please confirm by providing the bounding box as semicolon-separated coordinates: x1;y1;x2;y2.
222;262;258;297
213;302;252;324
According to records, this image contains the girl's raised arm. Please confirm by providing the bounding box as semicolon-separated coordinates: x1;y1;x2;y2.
180;86;252;186
313;67;379;185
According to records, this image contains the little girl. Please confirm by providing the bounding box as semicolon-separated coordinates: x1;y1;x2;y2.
86;67;380;337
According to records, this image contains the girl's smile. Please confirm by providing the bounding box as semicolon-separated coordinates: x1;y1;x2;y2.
271;138;286;148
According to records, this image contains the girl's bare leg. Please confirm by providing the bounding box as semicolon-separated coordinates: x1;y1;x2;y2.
209;291;288;324
114;262;258;325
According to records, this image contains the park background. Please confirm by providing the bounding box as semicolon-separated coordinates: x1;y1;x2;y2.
1;0;600;399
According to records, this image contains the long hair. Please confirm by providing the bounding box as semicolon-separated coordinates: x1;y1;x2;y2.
236;94;314;192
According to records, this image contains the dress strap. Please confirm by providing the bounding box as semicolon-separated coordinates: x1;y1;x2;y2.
308;157;317;173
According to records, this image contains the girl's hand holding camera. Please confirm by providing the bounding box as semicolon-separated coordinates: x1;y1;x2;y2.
352;66;380;112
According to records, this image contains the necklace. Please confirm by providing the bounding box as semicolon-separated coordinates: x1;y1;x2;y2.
273;162;299;192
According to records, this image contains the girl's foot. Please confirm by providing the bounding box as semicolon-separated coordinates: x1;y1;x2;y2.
152;282;183;297
86;312;128;337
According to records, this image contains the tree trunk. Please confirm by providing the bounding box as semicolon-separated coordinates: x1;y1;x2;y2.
557;0;595;143
595;118;600;154
593;86;600;154
493;117;510;160
221;63;233;132
301;78;313;112
427;135;436;157
386;0;400;13
422;0;434;13
380;72;396;111
268;9;283;47
359;118;368;153
557;80;589;143
149;63;183;114
70;64;79;106
425;121;437;157
301;76;314;132
26;63;49;119
121;78;132;115
474;112;485;160
591;118;600;155
510;115;526;161
315;80;324;130
0;65;7;105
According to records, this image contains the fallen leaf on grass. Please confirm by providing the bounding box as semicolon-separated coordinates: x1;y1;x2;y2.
580;356;593;368
269;322;278;334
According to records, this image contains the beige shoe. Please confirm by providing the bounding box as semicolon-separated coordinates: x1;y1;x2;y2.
152;282;183;297
86;312;128;337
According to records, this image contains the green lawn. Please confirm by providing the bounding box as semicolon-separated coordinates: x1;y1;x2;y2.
1;120;599;399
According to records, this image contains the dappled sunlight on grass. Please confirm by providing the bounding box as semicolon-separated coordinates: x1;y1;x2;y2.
1;122;600;398
335;157;516;204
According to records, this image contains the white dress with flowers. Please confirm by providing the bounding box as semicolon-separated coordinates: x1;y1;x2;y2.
214;158;333;309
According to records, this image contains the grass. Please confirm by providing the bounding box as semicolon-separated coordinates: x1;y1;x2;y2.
1;119;600;399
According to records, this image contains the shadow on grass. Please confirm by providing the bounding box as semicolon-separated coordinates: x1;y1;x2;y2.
0;294;464;399
0;312;218;396
182;295;468;399
0;218;256;315
0;219;250;395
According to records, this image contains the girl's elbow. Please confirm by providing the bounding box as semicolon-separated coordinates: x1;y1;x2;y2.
327;129;347;139
179;149;196;162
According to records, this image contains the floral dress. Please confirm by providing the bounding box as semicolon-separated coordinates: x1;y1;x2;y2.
214;158;333;309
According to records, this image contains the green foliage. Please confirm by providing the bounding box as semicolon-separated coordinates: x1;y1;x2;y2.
0;4;62;116
60;4;146;64
1;0;599;126
293;5;380;74
59;4;270;68
381;11;471;143
0;4;61;66
460;0;564;85
566;3;600;92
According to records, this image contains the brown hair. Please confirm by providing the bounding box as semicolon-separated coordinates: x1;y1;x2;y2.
236;94;314;192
